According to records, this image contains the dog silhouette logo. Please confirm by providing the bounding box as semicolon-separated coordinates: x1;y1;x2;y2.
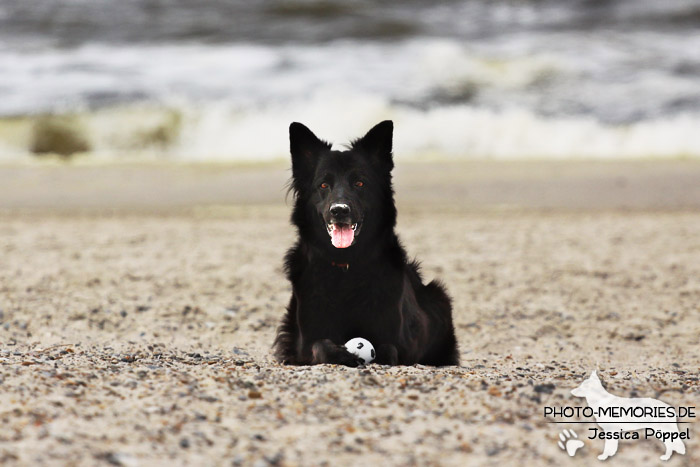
571;371;686;461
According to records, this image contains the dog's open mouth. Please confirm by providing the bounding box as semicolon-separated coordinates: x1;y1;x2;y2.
326;221;360;248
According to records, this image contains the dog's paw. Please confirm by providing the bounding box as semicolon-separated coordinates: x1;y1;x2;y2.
341;351;365;368
374;343;398;365
557;429;584;457
312;339;366;367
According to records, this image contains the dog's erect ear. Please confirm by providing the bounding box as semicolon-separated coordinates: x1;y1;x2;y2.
289;122;331;178
590;370;599;381
352;120;394;170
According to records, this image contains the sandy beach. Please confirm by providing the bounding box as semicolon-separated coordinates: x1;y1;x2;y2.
1;160;699;465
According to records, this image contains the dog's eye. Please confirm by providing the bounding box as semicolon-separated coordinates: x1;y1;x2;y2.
320;182;329;189
355;181;364;188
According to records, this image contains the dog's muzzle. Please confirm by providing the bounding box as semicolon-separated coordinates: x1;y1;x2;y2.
325;203;361;248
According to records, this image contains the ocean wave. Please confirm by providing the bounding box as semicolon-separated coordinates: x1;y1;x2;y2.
1;26;699;162
3;34;699;123
2;98;699;162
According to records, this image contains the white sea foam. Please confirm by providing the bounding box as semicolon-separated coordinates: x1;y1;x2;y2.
1;35;699;161
1;97;700;162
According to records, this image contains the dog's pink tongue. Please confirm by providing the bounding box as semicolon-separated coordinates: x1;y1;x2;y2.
331;225;354;248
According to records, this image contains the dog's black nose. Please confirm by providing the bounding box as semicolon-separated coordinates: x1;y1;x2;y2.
330;203;351;217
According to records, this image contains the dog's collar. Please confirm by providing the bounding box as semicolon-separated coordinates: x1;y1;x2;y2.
331;261;350;271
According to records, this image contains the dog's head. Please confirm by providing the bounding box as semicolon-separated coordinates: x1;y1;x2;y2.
571;370;602;398
288;121;395;250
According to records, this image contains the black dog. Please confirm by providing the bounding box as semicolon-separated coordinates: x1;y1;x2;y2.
273;121;459;366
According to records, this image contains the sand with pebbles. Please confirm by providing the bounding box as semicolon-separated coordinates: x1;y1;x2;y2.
1;161;699;465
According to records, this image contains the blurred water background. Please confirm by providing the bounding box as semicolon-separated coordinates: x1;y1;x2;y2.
1;0;699;162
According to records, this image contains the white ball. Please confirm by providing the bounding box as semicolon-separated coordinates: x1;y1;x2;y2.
344;337;375;364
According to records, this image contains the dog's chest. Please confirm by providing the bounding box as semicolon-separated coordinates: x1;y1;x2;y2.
299;263;401;315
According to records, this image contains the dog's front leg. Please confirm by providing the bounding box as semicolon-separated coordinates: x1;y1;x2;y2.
598;437;618;460
311;339;363;367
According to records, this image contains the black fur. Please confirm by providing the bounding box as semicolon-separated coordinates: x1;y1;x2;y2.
273;121;459;366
